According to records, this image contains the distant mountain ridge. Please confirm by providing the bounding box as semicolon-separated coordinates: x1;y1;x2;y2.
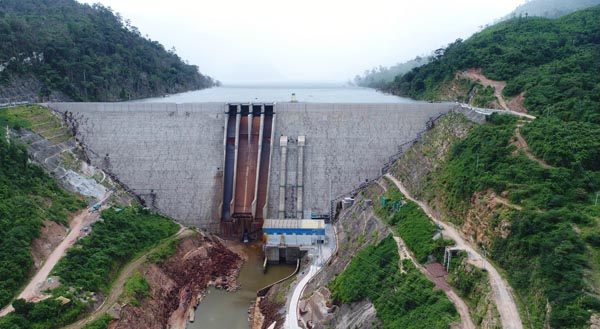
0;0;215;102
507;0;600;19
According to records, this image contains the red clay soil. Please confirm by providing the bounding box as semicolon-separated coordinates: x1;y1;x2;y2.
110;234;243;329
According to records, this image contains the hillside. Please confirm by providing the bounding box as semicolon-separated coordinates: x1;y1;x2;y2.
354;56;431;88
372;5;600;328
508;0;600;19
387;5;600;123
0;0;215;102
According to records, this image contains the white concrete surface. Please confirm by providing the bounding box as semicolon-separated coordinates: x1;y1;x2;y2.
285;224;336;329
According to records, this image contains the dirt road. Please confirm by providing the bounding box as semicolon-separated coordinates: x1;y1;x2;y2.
64;253;149;329
385;174;523;329
462;69;510;111
514;126;553;169
0;192;112;317
65;227;190;329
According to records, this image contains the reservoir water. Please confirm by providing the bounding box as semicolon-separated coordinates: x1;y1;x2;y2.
135;83;419;104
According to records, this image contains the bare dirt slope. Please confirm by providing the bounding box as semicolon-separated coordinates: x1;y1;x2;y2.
461;68;528;113
103;232;243;329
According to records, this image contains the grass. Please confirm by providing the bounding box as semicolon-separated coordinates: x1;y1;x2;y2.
0;105;71;143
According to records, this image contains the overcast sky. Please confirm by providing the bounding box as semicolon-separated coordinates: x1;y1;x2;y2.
77;0;525;84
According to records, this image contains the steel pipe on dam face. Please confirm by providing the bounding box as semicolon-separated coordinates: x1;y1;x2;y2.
48;102;454;234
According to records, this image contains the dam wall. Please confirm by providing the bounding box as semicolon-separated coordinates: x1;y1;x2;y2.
268;103;452;219
50;102;227;232
48;102;454;233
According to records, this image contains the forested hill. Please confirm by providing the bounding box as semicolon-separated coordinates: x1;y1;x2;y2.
0;0;215;102
508;0;600;19
387;5;600;123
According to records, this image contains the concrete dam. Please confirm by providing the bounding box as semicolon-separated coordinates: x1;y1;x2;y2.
48;102;454;238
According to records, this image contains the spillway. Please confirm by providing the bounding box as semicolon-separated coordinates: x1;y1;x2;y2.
222;104;275;239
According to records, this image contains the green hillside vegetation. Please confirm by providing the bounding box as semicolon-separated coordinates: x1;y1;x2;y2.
508;0;600;19
388;6;600;123
383;12;600;324
0;0;214;101
53;207;179;292
354;56;431;88
422;114;600;328
0;207;178;328
330;235;458;328
376;186;450;263
0;126;86;308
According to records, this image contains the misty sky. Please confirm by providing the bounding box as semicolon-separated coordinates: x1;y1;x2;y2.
77;0;525;84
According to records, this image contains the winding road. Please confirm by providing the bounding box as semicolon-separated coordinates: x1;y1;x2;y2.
0;191;112;317
385;174;523;329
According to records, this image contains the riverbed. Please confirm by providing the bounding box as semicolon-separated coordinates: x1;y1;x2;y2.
188;242;295;329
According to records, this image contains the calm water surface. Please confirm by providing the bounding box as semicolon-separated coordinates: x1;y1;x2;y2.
136;83;420;103
188;243;295;329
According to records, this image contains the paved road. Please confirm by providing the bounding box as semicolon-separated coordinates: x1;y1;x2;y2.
385;174;523;329
284;224;336;329
0;192;112;317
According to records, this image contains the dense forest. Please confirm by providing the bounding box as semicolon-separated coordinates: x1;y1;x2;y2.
0;0;215;102
507;0;600;19
387;6;600;123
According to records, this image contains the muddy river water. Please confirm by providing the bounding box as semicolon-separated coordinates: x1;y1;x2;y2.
188;242;295;329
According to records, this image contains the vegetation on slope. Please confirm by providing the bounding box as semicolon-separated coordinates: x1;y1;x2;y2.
0;0;214;101
376;186;450;263
354;56;431;88
388;6;600;123
0;207;178;328
53;207;179;292
507;0;600;19
330;235;458;328
0;117;86;308
423;114;600;328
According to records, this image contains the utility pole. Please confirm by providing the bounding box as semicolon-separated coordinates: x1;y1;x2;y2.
5;125;9;144
595;192;599;206
482;248;486;270
475;154;479;172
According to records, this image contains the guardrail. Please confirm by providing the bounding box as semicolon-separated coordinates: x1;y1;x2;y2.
0;101;30;108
